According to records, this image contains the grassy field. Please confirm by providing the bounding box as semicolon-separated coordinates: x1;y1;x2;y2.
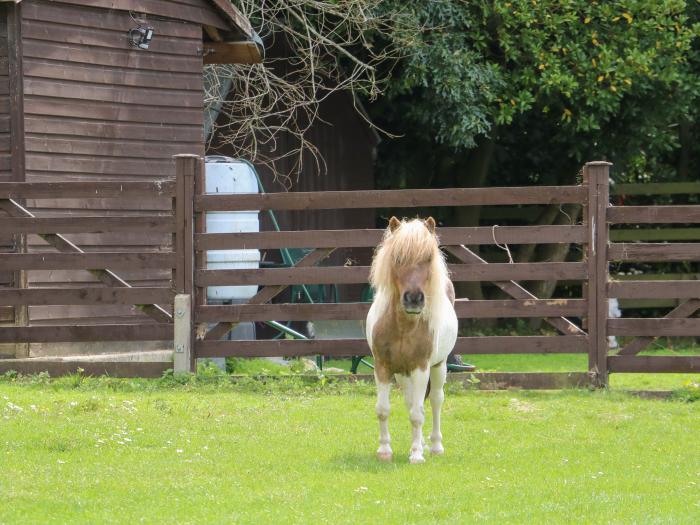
1;372;698;524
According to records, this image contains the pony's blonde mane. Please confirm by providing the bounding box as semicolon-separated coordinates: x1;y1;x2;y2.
369;218;449;304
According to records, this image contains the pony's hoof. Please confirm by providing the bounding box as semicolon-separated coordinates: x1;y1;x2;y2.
409;453;426;464
430;445;445;456
377;450;393;462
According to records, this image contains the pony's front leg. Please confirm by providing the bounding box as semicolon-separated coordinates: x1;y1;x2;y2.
375;376;393;461
428;361;447;455
406;367;430;464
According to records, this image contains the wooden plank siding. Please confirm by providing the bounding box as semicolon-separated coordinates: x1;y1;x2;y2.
46;0;230;30
0;8;9;185
18;0;204;328
0;323;173;343
21;0;204;182
0;6;13;292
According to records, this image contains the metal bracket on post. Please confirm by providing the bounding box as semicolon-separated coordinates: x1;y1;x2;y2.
173;294;192;373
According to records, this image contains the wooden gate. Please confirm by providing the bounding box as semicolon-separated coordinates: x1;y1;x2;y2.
0;170;182;376
182;157;608;387
606;192;700;376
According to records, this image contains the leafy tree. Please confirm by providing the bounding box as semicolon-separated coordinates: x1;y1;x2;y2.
374;0;698;187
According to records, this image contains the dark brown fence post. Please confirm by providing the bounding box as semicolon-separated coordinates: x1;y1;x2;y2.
174;154;198;373
583;161;611;387
192;157;206;371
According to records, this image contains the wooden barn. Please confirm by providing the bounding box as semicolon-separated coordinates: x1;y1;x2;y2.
0;0;261;356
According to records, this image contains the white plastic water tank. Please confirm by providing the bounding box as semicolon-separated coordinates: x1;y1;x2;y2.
205;156;260;301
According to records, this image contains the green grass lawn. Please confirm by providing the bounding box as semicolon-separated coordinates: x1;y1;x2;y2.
1;373;698;524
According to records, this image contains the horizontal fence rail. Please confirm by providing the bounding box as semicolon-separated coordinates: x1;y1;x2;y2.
609;243;700;262
194;185;587;212
194;225;586;250
195;262;588;287
195;335;589;359
194;299;589;322
608;205;700;224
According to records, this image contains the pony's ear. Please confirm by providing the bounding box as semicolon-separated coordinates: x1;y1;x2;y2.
388;216;401;232
424;217;436;233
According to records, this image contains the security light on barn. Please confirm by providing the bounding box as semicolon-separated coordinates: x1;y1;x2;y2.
128;25;154;49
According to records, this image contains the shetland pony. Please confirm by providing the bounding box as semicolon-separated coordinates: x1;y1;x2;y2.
366;217;458;464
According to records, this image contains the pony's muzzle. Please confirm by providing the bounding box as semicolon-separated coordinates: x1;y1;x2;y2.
402;291;425;314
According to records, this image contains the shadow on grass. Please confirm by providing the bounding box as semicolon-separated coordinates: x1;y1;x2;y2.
329;450;457;472
330;452;414;472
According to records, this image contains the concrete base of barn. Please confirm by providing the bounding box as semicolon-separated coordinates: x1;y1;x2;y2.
0;349;175;378
26;350;173;362
0;359;171;378
27;341;172;358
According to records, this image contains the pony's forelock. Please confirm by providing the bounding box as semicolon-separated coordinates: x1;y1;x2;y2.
369;219;448;302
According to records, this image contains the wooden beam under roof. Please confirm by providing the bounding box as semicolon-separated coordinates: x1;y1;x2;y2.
203;41;262;64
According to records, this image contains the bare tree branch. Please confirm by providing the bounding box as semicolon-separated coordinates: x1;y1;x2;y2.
205;0;414;185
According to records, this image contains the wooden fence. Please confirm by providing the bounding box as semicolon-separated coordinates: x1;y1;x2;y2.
1;156;699;386
0;155;197;376
485;180;700;310
606;201;700;376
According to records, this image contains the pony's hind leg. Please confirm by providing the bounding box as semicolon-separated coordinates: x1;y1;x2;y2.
375;377;393;461
428;361;447;455
405;368;430;464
